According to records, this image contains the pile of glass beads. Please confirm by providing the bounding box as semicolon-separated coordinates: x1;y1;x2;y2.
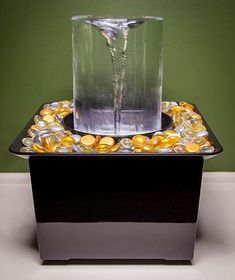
20;100;215;154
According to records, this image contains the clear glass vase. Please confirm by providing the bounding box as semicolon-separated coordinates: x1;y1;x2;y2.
72;15;163;136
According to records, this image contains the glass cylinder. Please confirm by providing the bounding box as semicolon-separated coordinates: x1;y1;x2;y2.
72;16;163;136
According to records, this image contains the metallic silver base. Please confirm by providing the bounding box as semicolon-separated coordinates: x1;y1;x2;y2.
37;222;197;261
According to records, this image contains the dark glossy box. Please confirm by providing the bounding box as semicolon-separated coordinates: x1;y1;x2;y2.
10;103;222;261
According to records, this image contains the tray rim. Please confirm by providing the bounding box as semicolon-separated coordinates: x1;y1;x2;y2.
9;102;223;158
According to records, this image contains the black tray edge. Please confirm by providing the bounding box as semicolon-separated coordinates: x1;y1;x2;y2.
9;102;223;158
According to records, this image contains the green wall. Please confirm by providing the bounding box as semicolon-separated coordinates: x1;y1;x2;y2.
1;0;234;172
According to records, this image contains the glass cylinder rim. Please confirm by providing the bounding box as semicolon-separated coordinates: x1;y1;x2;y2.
71;15;163;21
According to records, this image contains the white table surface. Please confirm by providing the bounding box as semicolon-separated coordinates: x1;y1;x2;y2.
0;172;235;280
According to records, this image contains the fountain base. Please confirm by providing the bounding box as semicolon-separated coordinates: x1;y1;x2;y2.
63;112;172;138
9;101;223;262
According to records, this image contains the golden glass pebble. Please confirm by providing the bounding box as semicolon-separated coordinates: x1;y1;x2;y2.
30;124;40;131
80;135;96;147
49;143;62;152
61;136;76;147
201;140;212;148
179;101;194;110
109;144;120;152
55;107;69;115
198;124;207;131
186;112;202;120
60;110;71;118
134;148;142;153
42;114;55;123
21;100;215;154
32;143;45;153
170;106;189;114
185;143;200;153
159;138;177;148
132;135;148;148
189;124;205;132
163;130;175;137
170;136;181;143
163;130;181;141
153;135;165;142
39;108;53;116
41;137;51;150
46;122;62;129
148;136;160;148
96;144;112;153
59;100;71;108
142;144;155;153
99;136;115;147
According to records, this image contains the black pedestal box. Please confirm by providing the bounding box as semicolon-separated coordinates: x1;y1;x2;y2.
10;103;222;261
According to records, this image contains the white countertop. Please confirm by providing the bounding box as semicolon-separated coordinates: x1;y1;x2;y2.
0;172;235;280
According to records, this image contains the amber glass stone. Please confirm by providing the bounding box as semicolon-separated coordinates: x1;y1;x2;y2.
61;136;76;147
32;144;45;153
80;135;96;147
185;143;200;153
99;137;115;147
132;135;148;148
39;108;53;116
